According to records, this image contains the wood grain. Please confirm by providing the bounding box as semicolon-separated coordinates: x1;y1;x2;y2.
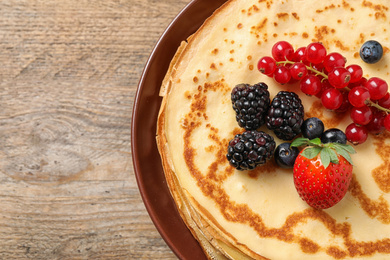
0;0;190;258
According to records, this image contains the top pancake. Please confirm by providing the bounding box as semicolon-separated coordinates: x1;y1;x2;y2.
157;0;390;259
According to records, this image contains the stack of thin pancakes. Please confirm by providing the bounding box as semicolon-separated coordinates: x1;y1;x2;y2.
157;0;390;259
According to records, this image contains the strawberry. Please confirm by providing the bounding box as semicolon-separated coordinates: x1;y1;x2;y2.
291;137;355;209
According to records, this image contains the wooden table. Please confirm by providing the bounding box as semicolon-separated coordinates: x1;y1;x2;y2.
0;0;191;258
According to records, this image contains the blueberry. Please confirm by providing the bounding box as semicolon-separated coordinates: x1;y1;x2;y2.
321;128;347;144
360;40;383;64
274;143;299;168
301;117;324;140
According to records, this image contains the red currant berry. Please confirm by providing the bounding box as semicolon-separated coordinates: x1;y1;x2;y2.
349;77;368;89
258;56;277;75
366;110;385;134
272;41;294;61
346;123;368;145
273;66;291;84
378;93;390;109
293;46;307;63
346;64;363;83
323;52;346;72
290;62;308;80
315;79;332;99
321;88;343;110
384;114;390;131
305;42;327;64
348;86;370;108
328;67;351;89
364;77;388;100
335;90;351;113
350;105;373;125
300;75;322;96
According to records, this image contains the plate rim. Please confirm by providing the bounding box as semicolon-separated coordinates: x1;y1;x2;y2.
131;0;228;259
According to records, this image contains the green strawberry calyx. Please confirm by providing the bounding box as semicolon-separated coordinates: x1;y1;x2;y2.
290;137;356;169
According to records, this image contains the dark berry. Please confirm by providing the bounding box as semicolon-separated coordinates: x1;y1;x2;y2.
321;128;347;144
360;40;383;64
301;117;324;140
266;91;304;141
274;143;299;168
231;83;270;130
226;130;276;171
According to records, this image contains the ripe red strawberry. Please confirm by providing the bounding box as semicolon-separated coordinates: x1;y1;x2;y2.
291;138;355;209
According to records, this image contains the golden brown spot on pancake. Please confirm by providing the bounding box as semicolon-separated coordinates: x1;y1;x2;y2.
223;28;227;32
273;22;278;27
384;46;390;54
337;19;342;23
375;11;386;19
327;246;347;259
237;23;243;29
335;40;349;51
349;174;390;224
247;55;252;61
362;0;389;12
313;25;335;42
277;12;289;20
212;48;219;55
230;49;235;54
316;9;324;13
193;77;198;83
231;40;235;44
305;100;347;128
210;63;217;70
197;69;201;73
253;18;268;33
302;32;309;39
273;33;278;38
371;132;390;193
342;0;350;8
248;65;254;71
299;238;320;254
354;52;359;58
229;58;234;62
184;91;191;100
292;12;299;20
206;72;210;78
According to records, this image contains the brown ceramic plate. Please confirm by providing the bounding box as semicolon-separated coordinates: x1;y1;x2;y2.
132;0;228;259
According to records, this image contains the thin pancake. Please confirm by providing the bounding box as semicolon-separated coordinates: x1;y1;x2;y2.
157;0;390;259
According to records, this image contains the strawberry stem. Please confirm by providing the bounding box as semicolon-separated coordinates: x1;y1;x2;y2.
276;61;390;114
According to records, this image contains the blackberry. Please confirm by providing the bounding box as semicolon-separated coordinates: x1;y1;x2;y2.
231;82;270;130
226;130;276;171
266;91;304;141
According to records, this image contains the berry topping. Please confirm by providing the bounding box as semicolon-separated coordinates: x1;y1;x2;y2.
305;42;327;64
231;83;271;130
301;117;324;140
323;52;346;72
321;88;343;110
272;41;294;61
274;143;299;169
360;40;383;64
321;128;347;144
258;41;390;145
257;56;277;75
300;74;322;96
291;138;355;209
266;91;304;140
345;123;368;145
348;86;370;108
226;130;276;171
364;77;388;100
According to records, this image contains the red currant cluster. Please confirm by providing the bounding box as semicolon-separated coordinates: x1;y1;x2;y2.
257;41;390;145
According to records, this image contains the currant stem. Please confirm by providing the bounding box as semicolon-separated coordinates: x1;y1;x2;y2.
276;60;390;114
